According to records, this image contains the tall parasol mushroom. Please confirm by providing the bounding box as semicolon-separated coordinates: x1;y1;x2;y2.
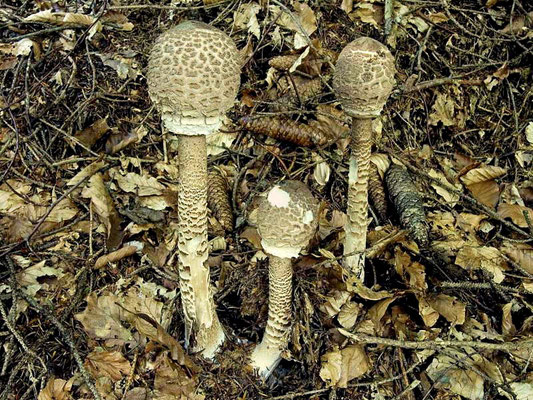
332;37;395;281
147;21;241;358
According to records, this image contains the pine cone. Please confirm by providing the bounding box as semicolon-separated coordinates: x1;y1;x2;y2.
240;116;331;147
385;165;428;247
368;163;388;222
269;54;300;71
208;169;233;232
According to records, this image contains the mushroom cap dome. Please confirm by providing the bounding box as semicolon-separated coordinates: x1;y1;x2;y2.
147;21;241;135
333;37;395;119
257;181;319;259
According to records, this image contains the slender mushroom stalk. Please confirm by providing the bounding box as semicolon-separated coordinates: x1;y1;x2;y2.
250;181;319;378
147;21;241;358
332;37;395;281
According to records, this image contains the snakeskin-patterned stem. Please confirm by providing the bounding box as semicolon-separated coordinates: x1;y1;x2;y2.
343;118;372;281
177;135;224;359
250;255;293;378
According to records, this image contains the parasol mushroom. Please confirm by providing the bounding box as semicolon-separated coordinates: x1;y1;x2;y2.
147;21;241;358
250;180;319;378
332;37;395;281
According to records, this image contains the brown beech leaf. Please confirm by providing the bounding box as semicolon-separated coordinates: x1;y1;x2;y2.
85;349;131;382
497;203;533;228
319;345;370;387
460;166;506;208
455;246;507;283
81;173;123;249
74;118;109;148
460;166;507;185
74;293;132;343
501;243;533;275
38;377;73;400
153;352;201;400
426;293;466;325
417;295;440;327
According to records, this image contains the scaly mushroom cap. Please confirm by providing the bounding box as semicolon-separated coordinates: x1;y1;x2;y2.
147;21;241;135
257;181;319;259
333;37;395;119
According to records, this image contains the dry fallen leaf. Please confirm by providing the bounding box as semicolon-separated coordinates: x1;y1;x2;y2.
81;172;122;248
427;353;484;400
111;170;165;196
38;377;73;400
319;345;370;387
74;118;110;148
74;292;132;343
429;92;456;126
455;246;507;283
428;168;460;205
425;293;466;325
460;166;507;185
501;243;533;275
460;166;506;208
85;349;131;382
497;203;533;228
417;295;440;327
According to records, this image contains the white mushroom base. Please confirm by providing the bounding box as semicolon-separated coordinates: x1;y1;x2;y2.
198;316;226;360
250;255;293;378
250;342;283;379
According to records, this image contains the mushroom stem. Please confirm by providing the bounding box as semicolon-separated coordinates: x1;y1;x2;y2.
251;255;293;377
344;118;373;280
177;134;224;358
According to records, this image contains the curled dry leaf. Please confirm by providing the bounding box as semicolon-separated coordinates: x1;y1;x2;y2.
425;293;466;325
460;166;506;208
318;208;346;240
233;2;261;39
111;170;165;196
106;125;148;154
460;166;507;185
370;153;391;178
497;203;533;228
394;248;427;291
428;168;461;205
455;246;507;283
81;173;122;249
84;349;131;382
501;243;533;275
501;302;517;336
74;118;109;148
37;377;73;400
417;296;440;327
320;290;350;318
313;157;331;186
319;345;370;388
337;301;361;329
66;160;106;186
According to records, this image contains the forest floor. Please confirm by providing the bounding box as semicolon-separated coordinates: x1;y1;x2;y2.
1;1;533;399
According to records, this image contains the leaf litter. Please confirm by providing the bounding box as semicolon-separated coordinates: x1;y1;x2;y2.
0;1;532;400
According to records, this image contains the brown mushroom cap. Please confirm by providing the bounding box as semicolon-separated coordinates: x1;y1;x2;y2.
332;37;395;119
257;181;319;259
147;21;241;135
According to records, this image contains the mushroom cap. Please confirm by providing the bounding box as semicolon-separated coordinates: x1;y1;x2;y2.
147;21;241;135
257;181;319;259
333;37;395;119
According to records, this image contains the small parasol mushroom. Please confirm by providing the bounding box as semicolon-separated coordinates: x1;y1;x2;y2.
250;180;319;378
